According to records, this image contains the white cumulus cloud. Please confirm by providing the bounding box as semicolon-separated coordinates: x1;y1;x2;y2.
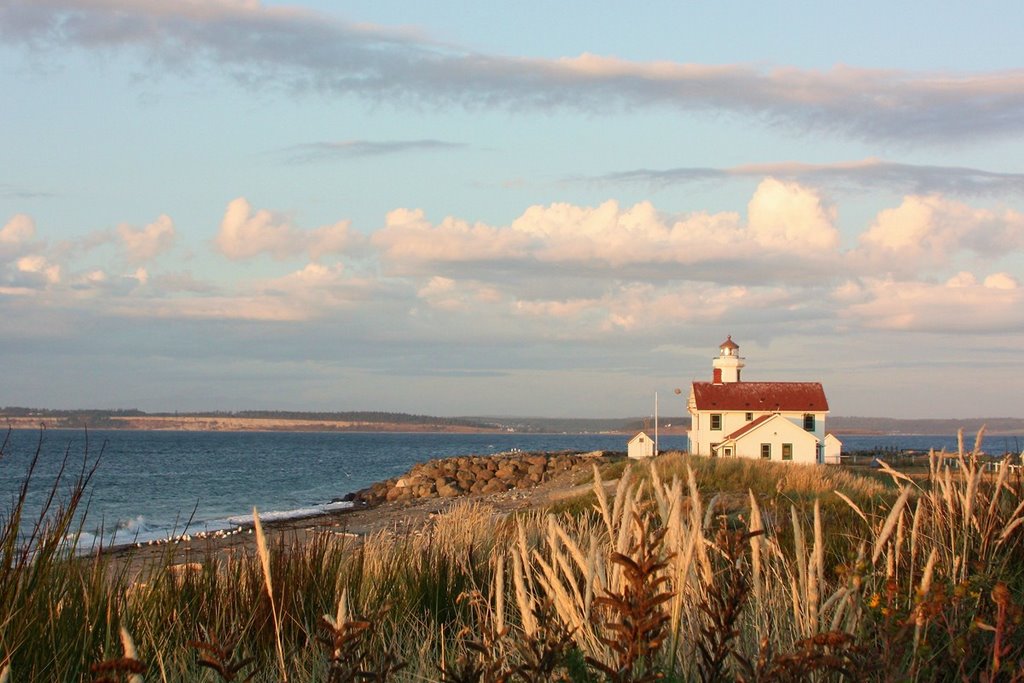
1;214;38;259
215;197;356;261
416;275;503;312
857;195;1024;272
747;178;839;252
373;179;842;280
118;214;176;263
373;208;528;270
841;273;1024;332
15;254;61;285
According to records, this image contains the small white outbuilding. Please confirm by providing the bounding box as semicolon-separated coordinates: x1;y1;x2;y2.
628;431;656;459
824;433;843;464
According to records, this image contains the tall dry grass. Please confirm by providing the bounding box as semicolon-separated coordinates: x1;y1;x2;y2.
2;429;1023;680
511;435;1024;680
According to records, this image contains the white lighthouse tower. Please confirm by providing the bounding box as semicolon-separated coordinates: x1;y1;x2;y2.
712;335;744;384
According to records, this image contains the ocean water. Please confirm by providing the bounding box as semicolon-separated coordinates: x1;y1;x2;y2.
1;429;1018;550
0;429;687;549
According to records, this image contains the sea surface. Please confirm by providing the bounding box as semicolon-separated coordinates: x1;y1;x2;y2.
1;429;1019;549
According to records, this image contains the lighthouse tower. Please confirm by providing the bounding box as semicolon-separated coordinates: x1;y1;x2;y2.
712;335;744;384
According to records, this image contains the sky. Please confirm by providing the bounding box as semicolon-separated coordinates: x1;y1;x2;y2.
1;1;1023;419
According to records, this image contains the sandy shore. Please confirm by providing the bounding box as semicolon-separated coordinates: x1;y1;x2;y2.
103;463;599;580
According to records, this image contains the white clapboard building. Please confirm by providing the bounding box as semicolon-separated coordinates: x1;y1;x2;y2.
686;336;838;464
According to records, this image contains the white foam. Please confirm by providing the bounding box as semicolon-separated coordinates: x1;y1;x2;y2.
27;499;358;556
116;515;150;533
226;500;354;526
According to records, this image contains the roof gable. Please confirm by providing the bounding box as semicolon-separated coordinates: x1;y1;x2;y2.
721;414;773;441
721;413;819;445
629;431;651;444
691;382;829;412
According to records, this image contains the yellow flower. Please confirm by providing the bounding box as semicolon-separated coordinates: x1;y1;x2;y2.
868;593;881;609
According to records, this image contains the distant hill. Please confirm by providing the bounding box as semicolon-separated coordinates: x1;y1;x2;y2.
458;416;689;434
2;407;1021;436
826;416;1024;436
0;408;497;432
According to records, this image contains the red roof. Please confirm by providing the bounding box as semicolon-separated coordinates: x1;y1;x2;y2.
691;382;829;412
719;335;739;350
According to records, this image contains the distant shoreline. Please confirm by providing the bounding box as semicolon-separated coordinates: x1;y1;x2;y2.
2;414;1021;437
2;416;507;434
0;415;691;435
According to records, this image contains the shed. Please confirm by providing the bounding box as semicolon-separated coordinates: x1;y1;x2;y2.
824;433;843;464
628;431;656;459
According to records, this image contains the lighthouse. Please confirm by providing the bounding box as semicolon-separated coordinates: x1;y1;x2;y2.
685;336;836;463
711;335;744;384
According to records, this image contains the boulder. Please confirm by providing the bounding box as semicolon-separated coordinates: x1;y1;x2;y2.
482;480;511;494
437;483;461;498
495;467;517;481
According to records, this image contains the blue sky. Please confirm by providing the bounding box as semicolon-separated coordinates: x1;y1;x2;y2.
1;0;1023;419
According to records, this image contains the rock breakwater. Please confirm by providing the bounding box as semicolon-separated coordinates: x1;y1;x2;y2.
346;450;606;505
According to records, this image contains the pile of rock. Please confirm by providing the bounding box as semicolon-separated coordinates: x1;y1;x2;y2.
346;451;604;506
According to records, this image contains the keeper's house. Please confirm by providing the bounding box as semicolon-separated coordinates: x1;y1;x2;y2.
687;336;838;464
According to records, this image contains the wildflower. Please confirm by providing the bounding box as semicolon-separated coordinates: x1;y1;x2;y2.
868;593;881;609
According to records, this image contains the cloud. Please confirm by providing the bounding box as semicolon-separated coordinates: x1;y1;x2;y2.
841;272;1024;332
85;264;387;322
67;267;148;296
746;178;839;252
375;179;841;281
585;158;1024;197
118;214;175;263
106;295;309;322
148;271;218;294
64;265;341;322
11;254;61;287
215;197;356;261
4;183;1024;355
372;208;529;270
240;261;387;320
0;214;38;259
416;275;502;312
856;195;1024;271
0;183;54;199
512;282;810;335
277;139;464;163
4;2;1024;143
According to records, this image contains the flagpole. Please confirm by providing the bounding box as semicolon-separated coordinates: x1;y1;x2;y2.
654;391;659;456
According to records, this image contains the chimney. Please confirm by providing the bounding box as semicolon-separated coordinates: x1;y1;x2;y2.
713;368;722;384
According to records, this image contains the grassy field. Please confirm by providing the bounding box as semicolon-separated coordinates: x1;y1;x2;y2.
2;429;1023;681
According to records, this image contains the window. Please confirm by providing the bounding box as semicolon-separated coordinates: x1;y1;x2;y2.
745;412;753;421
782;443;793;461
761;443;771;459
710;414;722;430
724;447;733;457
803;414;816;431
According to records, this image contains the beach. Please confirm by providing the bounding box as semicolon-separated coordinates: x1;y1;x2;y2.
104;454;601;580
